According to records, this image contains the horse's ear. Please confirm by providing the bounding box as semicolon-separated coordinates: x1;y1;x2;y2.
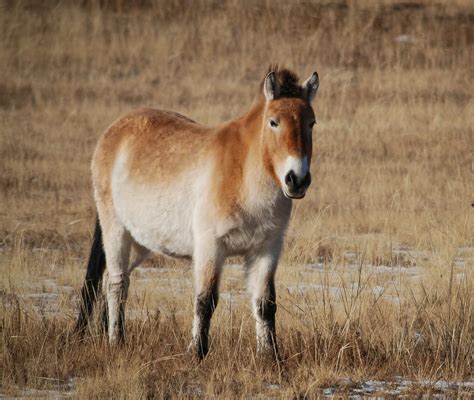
263;71;280;101
303;71;319;103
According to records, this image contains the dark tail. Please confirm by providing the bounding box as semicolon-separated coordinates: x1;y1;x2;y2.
74;217;106;336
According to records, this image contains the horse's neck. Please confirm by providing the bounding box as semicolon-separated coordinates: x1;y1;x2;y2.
239;100;281;209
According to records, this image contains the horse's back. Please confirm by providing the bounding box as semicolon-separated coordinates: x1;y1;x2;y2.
93;107;212;185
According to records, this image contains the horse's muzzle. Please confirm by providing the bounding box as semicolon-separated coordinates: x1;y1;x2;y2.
284;171;311;199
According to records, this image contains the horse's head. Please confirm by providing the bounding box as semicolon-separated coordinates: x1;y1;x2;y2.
261;68;319;199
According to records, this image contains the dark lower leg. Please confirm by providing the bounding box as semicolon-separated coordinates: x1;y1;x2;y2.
192;285;218;359
255;280;278;357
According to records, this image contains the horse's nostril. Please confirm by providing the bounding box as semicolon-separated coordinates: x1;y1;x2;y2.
302;172;311;187
285;170;296;187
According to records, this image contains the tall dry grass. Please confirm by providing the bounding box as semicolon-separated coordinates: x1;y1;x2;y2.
1;0;473;397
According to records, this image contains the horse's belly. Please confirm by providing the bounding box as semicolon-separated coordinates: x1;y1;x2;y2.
113;180;194;258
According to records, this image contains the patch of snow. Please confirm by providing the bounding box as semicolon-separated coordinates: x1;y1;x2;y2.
323;387;335;396
394;34;417;44
267;383;281;391
225;263;241;271
305;263;326;271
220;291;245;305
456;247;474;255
286;283;399;304
26;293;58;300
1;377;77;398
368;264;420;275
134;266;174;276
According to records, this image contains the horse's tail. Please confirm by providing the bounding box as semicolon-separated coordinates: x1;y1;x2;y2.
74;217;106;335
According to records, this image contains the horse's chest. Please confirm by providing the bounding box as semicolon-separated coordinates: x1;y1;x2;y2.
221;209;288;256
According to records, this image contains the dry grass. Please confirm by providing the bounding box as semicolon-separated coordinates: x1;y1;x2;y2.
1;0;473;397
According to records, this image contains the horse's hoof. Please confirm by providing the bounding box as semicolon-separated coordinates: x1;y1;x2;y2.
187;339;208;361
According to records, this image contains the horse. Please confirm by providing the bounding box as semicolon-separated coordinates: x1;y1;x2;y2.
75;66;319;360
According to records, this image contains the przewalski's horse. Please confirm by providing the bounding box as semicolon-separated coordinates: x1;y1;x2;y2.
75;67;319;360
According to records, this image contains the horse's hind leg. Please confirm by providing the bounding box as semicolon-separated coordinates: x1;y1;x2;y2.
97;205;132;345
98;241;149;334
128;241;150;274
96;273;109;334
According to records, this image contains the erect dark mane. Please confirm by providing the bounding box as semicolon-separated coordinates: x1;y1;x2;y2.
262;65;303;99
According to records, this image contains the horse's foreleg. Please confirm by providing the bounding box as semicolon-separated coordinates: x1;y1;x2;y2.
246;238;282;359
190;241;224;360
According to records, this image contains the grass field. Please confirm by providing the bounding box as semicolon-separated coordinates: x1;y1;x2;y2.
1;0;473;397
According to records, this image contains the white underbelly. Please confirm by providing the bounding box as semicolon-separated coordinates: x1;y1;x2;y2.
114;180;194;257
110;148;196;259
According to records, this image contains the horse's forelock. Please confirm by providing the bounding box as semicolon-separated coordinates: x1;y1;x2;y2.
261;65;303;99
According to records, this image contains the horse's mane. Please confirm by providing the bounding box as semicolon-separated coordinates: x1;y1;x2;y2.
261;65;303;99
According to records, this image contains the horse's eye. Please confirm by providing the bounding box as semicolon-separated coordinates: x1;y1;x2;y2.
270;119;279;128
